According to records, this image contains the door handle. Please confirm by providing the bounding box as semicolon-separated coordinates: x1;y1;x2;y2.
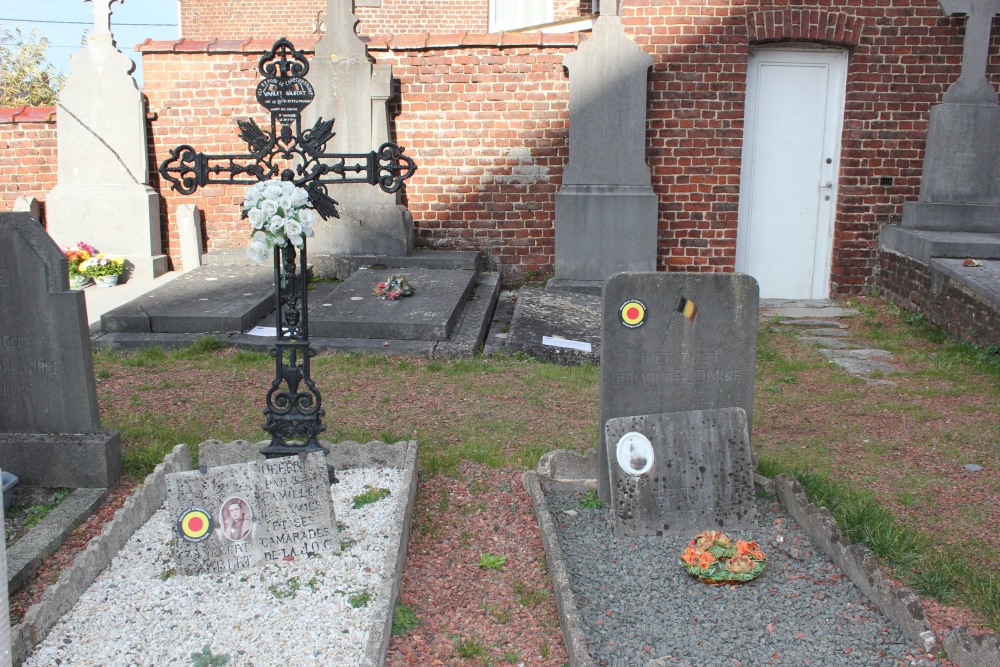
820;181;833;189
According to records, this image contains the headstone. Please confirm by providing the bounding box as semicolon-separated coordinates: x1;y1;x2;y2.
45;0;168;281
551;7;657;289
167;452;340;575
304;0;415;256
11;197;40;220
899;1;1000;233
177;204;204;272
604;409;758;538
0;473;10;667
598;272;759;502
0;213;121;488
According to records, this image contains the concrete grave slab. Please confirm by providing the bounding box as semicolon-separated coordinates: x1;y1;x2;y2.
100;265;275;333
504;287;601;364
308;267;475;340
166;452;339;575
604;408;758;538
598;272;759;502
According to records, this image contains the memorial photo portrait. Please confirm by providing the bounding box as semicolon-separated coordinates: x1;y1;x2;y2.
219;496;253;542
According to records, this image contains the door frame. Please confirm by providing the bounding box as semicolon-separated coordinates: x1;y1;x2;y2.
736;46;848;299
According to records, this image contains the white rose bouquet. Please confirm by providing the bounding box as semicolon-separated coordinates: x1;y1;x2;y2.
243;179;316;264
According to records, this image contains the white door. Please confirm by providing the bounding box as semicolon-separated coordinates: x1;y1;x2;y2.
736;48;847;299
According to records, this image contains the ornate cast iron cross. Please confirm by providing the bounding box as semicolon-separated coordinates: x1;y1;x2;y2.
158;38;416;458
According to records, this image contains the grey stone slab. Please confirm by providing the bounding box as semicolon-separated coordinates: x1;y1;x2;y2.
505;287;601;364
91;332;232;351
598;272;759;502
799;336;859;350
604;409;757;538
932;257;1000;305
0;431;121;488
545;278;604;296
167;452;339;575
0;213;101;435
434;272;501;358
536;449;598;492
308;267;475;340
880;226;1000;264
6;488;107;595
329;249;481;278
801;327;852;337
100;265;275;333
819;348;897;380
774;319;849;328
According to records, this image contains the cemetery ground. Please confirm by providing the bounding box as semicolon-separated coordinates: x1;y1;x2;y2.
6;295;998;666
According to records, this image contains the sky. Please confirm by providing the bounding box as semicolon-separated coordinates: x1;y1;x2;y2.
0;0;179;87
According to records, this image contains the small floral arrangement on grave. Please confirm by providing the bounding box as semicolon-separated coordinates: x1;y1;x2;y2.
374;273;415;300
79;254;125;277
679;530;766;584
242;179;316;264
62;242;97;278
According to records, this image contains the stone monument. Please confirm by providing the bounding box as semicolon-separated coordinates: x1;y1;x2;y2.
597;272;759;502
551;0;657;291
45;0;167;281
167;452;340;575
604;408;758;538
898;0;1000;234
304;0;415;256
0;213;121;488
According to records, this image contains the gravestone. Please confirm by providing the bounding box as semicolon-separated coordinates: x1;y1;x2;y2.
0;476;9;667
898;0;1000;233
604;409;757;538
551;0;657;290
597;272;759;502
304;0;415;256
0;213;121;488
167;452;339;575
45;0;167;281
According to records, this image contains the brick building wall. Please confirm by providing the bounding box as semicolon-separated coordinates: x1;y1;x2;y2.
3;1;999;291
0;107;57;224
180;0;595;41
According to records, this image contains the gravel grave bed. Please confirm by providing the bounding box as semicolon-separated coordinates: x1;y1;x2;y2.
22;467;401;667
545;490;951;667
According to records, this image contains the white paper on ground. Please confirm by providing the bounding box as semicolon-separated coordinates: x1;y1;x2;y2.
542;336;592;352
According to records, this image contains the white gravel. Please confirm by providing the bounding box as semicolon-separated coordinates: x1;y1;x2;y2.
24;467;402;667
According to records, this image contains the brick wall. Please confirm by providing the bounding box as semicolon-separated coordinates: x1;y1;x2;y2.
0;107;57;224
879;250;1000;347
4;1;999;290
180;0;594;41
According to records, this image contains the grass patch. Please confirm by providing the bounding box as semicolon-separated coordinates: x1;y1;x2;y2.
578;489;603;510
351;485;391;509
391;602;420;636
478;553;508;570
453;635;488;659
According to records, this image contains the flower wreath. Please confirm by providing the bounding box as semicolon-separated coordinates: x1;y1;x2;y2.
679;530;766;584
374;273;415;300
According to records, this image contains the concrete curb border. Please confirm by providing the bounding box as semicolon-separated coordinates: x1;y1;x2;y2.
362;440;420;667
11;443;193;666
529;452;1000;667
522;471;595;667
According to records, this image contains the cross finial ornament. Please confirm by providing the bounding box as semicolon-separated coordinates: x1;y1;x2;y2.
86;0;122;42
940;0;1000;103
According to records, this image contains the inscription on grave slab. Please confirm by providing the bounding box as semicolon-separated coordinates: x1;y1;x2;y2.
598;272;758;502
167;452;339;575
605;408;758;538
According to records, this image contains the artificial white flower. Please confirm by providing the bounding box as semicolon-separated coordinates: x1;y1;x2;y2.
277;195;294;213
284;219;302;237
260;199;279;217
267;216;287;236
297;208;314;225
287;233;304;247
263;182;284;201
290;187;310;208
246;237;269;264
244;179;317;259
247;207;265;229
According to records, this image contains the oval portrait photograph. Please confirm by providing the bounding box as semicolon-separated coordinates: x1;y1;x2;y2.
219;496;253;542
616;431;654;476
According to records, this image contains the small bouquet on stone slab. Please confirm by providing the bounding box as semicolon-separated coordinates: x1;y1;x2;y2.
62;242;97;287
242;179;315;264
79;254;125;277
374;273;415;300
679;530;766;585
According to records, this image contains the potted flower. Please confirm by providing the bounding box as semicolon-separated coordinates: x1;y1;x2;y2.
679;530;766;585
79;254;126;288
62;242;97;289
242;179;316;264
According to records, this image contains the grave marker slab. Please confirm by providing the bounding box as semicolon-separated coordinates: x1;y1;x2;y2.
167;452;339;575
598;272;759;502
604;408;758;538
0;213;120;488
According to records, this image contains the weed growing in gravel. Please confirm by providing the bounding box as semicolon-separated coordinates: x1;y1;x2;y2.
352;485;391;509
502;648;521;663
481;601;512;624
268;577;302;599
513;580;547;606
348;589;372;608
190;644;230;667
578;489;603;510
453;635;488;659
478;553;508;570
391;601;420;636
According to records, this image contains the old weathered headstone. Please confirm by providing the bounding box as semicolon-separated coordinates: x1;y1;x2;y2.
45;0;167;281
0;213;121;488
604;409;757;538
551;2;657;290
598;272;759;502
167;452;340;575
304;0;415;256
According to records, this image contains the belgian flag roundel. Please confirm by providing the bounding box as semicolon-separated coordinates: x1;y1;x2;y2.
619;299;647;328
176;507;213;543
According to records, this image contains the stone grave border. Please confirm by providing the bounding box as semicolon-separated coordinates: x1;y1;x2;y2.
10;440;419;667
524;450;1000;667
